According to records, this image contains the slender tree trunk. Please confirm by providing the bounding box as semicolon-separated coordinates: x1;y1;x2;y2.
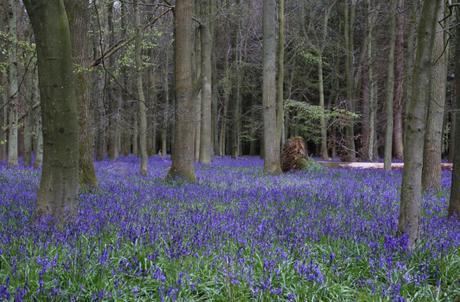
393;0;405;160
219;47;231;156
167;0;196;182
449;108;455;162
24;74;33;166
193;27;201;162
449;7;460;218
318;56;329;160
422;3;447;190
162;53;170;156
368;0;377;161
263;0;281;174
64;0;98;187
33;109;43;169
134;0;148;176
0;78;6;162
95;83;106;161
106;2;120;161
403;0;418;140
276;0;285;150
199;0;212;164
24;0;80;220
384;0;397;170
399;0;440;249
232;26;242;158
343;0;356;162
7;0;18;167
147;60;157;157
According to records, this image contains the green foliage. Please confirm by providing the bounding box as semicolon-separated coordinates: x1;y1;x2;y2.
299;50;322;65
297;157;325;172
285;99;359;143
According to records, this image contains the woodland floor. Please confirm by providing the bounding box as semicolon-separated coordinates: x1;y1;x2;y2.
0;156;459;301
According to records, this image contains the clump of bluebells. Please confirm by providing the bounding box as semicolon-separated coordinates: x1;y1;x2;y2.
0;156;459;301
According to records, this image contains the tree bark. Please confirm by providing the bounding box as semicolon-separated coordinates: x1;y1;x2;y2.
134;0;148;176
384;0;397;170
343;0;356;162
162;52;170;156
64;0;98;187
219;45;231;156
399;0;440;249
422;3;447;190
276;0;285;150
262;0;281;174
449;7;460;218
193;26;201;162
24;0;80;221
199;0;212;164
106;1;120;161
167;0;196;182
7;0;18;167
393;0;405;160
24;71;34;166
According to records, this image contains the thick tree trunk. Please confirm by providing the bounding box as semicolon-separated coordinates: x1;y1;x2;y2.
167;0;196;182
24;0;80;220
399;0;440;249
384;0;397;170
449;7;460;218
7;0;18;167
422;3;447;190
64;0;98;187
134;0;148;176
262;0;281;174
199;0;212;164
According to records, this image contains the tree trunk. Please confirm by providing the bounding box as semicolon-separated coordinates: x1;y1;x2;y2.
318;57;329;160
134;0;148;176
24;0;80;221
384;0;397;170
393;0;405;160
33;109;43;169
7;0;18;167
343;0;356;162
449;7;460;218
64;0;98;187
422;3;447;190
23;73;34;166
399;0;440;249
106;2;120;161
167;0;196;182
193;27;201;162
199;0;212;164
276;0;285;151
219;46;231;156
262;0;281;174
162;53;170;156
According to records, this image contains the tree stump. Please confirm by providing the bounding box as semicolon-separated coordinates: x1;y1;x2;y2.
281;136;308;172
